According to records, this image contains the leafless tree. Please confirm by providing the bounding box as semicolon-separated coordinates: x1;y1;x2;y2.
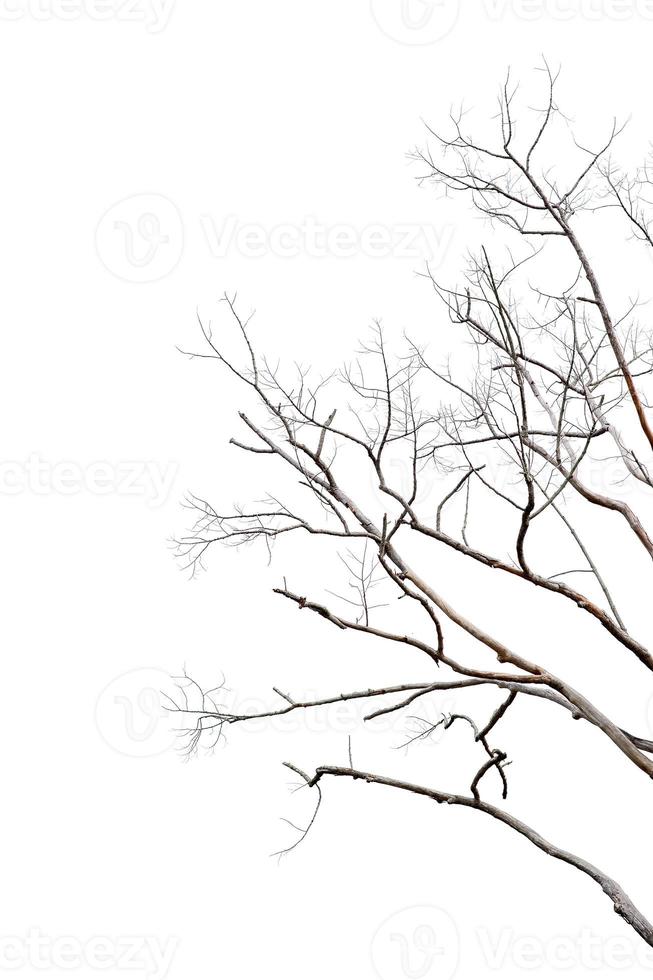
168;65;653;948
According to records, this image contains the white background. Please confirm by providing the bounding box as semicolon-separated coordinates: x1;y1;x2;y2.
4;2;653;978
